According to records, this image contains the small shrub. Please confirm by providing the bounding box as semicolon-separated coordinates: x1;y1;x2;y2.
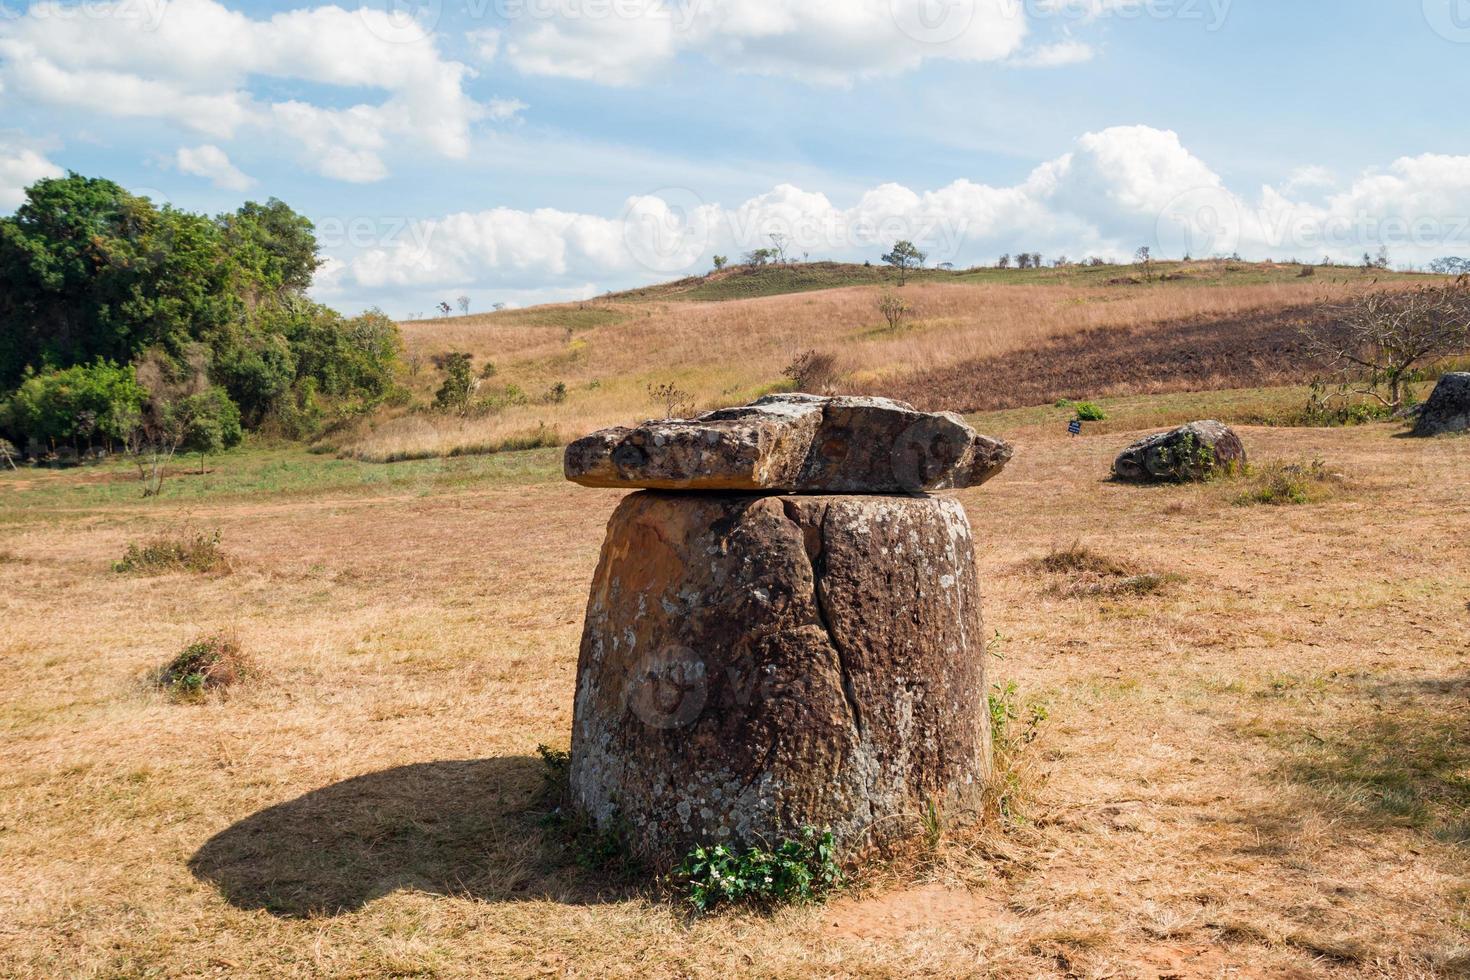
433;352;480;415
674;827;842;912
647;381;695;419
114;528;229;575
546;381;568;404
783;349;839;394
155;633;251;700
1073;401;1107;422
875;289;912;332
1234;458;1340;506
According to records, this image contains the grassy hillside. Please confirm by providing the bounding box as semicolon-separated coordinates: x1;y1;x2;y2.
358;261;1439;462
601;257;1427;303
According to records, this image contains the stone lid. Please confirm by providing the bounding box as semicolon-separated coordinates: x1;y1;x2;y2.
564;393;1013;493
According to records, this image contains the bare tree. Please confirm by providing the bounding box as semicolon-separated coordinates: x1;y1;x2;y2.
1135;246;1154;282
457;295;471;315
128;347;208;497
783;350;839;394
1303;278;1470;409
647;381;695;419
769;232;790;264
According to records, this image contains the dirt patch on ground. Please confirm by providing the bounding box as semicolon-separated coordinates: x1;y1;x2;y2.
876;304;1345;413
823;883;1008;941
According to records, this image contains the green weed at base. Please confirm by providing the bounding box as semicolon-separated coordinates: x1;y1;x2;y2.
673;828;842;913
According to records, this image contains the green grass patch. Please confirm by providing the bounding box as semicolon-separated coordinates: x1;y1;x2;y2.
0;442;564;512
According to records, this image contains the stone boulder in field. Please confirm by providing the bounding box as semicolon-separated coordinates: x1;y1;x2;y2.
564;393;1012;493
1112;420;1246;483
568;491;992;869
1413;373;1470;436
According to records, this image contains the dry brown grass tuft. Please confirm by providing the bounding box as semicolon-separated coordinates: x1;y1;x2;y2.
1030;541;1183;598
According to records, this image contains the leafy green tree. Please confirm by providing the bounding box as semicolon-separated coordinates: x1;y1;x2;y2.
0;175;238;388
178;386;243;473
218;197;321;300
0;360;145;451
433;351;479;415
881;240;926;285
1;173;399;442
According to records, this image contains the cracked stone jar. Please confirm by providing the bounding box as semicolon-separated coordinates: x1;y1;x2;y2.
567;491;992;869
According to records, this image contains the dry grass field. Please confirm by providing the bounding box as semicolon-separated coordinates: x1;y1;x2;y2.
336;262;1429;462
2;393;1467;977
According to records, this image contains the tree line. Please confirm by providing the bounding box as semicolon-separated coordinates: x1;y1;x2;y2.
0;173;402;489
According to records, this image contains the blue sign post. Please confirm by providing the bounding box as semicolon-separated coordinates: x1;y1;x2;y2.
1068;419;1082;437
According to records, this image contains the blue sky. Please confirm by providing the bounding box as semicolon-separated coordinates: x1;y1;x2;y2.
2;0;1469;315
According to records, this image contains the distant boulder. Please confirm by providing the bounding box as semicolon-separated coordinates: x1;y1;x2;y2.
1413;373;1470;436
1112;420;1246;483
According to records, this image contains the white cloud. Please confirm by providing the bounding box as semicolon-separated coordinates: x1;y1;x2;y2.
487;97;528;122
471;28;502;62
1008;40;1094;67
0;135;62;209
502;0;1029;86
324;126;1470;310
1279;164;1336;196
0;0;497;182
175;143;254;190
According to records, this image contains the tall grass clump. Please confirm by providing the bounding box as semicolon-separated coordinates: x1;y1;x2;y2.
1233;458;1342;506
114;527;230;575
154;632;252;700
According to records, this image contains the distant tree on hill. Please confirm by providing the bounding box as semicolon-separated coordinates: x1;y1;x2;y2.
997;253;1011;269
882;240;926;285
437;301;452;317
457;295;470;315
1303;279;1470;410
744;248;776;267
1135;246;1155;281
712;255;728;271
1016;253;1033;270
1430;257;1470;275
769;233;791;264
